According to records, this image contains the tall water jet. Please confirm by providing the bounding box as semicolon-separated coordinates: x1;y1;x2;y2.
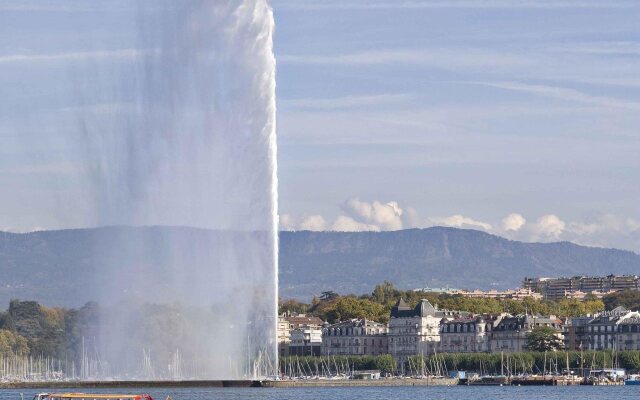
8;0;278;380
99;0;277;379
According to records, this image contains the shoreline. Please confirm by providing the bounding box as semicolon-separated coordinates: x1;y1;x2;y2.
0;378;458;389
0;377;629;389
0;381;261;389
265;378;459;387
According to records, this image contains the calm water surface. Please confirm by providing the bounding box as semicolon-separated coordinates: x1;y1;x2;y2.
0;386;638;400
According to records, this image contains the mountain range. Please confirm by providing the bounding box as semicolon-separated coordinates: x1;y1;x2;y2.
1;226;638;306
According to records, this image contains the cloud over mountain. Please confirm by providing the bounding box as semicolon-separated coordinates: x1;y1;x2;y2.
281;198;640;252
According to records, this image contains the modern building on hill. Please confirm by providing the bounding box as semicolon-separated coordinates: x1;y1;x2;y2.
490;314;563;353
415;287;542;300
277;313;324;356
585;307;640;350
413;287;461;294
388;298;466;364
321;319;388;356
440;314;507;353
523;275;640;300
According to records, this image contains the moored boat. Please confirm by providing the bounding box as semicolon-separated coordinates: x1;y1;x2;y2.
584;368;625;386
625;374;640;385
467;375;510;386
34;394;154;400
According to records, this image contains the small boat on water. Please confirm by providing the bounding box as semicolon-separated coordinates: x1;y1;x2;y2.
625;374;640;385
511;374;583;386
34;394;154;400
584;369;625;386
467;375;510;386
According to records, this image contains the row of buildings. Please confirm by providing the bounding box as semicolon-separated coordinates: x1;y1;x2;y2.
523;275;640;300
412;275;640;301
412;287;543;300
278;300;640;363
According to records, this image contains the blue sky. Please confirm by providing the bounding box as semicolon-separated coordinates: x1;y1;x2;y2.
0;0;639;251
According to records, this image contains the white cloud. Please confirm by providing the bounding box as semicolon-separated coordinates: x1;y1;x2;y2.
343;198;404;231
464;81;640;111
279;214;296;231
0;49;140;65
281;201;640;252
299;215;327;231
568;214;639;236
432;214;492;231
627;218;640;232
331;216;380;232
550;41;640;57
502;213;526;232
557;214;640;251
401;206;421;229
280;48;528;71
532;214;566;239
281;94;411;110
0;1;132;12
274;0;634;10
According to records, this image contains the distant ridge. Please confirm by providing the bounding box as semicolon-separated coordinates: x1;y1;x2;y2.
279;227;640;299
0;226;638;305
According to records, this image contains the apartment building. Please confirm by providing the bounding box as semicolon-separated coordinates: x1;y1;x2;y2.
440;315;504;353
321;319;388;356
388;298;465;364
490;314;563;353
585;307;640;350
523;275;640;300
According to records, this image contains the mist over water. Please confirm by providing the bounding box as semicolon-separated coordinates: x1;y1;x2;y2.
69;0;278;379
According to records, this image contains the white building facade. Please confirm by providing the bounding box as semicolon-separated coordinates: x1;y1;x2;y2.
322;319;388;356
388;298;463;365
440;315;503;353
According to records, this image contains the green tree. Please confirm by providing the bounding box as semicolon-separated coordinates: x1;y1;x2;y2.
525;326;564;352
0;329;29;356
371;281;398;306
321;297;388;323
320;291;339;301
279;298;309;315
603;290;640;311
374;354;396;374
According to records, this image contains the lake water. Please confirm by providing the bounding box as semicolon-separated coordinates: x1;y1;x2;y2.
0;386;638;400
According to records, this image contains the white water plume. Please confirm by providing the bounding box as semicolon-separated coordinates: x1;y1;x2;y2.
68;0;278;380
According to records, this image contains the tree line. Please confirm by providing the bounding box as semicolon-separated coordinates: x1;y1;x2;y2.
0;299;99;360
279;281;618;324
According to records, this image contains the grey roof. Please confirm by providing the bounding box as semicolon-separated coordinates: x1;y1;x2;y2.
494;314;562;331
390;298;467;319
391;298;432;318
396;298;409;309
589;307;634;325
441;316;477;325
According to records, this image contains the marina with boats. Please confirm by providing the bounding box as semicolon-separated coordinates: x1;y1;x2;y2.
274;350;640;387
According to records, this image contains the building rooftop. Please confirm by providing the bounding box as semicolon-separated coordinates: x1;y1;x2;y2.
390;298;467;319
494;314;562;331
325;318;386;329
